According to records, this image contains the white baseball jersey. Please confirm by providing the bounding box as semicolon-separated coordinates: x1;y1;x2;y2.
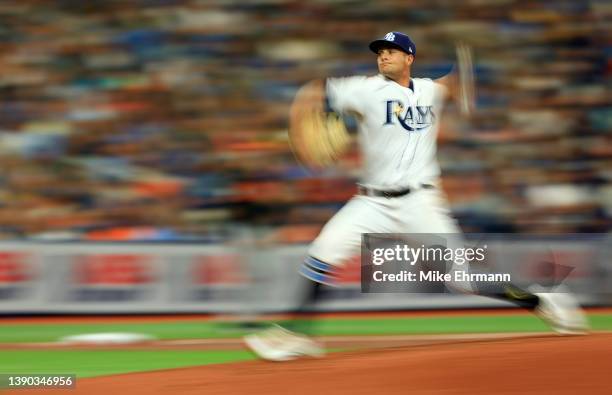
326;74;448;190
302;73;470;295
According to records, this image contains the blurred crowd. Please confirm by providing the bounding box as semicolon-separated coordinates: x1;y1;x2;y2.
0;0;610;242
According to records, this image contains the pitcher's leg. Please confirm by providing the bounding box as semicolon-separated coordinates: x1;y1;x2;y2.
406;189;586;332
403;189;541;309
295;195;395;331
245;195;396;361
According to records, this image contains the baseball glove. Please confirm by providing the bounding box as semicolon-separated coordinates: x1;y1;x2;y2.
289;80;350;168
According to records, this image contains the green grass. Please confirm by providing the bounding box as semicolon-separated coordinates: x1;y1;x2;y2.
281;315;551;335
1;313;611;343
281;312;612;335
0;350;256;378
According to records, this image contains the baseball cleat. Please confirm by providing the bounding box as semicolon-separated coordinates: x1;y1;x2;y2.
244;324;325;361
533;287;589;335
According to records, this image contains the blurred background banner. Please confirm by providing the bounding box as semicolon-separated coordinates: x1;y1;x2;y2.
0;243;252;313
0;235;609;314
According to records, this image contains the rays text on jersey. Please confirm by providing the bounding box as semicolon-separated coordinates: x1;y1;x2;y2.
384;100;436;132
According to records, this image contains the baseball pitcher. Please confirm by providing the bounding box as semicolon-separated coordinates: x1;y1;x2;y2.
245;32;588;361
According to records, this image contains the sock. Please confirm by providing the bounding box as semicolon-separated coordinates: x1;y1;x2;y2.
285;256;338;335
474;281;540;310
285;278;322;335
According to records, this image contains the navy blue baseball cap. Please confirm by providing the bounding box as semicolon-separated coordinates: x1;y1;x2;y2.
369;32;416;56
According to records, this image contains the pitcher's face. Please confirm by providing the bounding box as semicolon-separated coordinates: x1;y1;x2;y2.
377;47;413;79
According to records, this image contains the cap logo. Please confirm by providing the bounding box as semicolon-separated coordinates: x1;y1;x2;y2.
384;32;395;41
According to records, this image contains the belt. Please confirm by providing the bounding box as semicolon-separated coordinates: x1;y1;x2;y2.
358;183;434;198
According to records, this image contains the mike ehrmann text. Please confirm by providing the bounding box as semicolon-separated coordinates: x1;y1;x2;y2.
372;270;511;283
